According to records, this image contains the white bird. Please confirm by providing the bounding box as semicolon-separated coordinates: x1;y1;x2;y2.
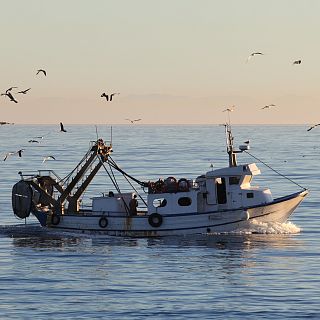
1;92;18;103
5;87;18;94
307;124;320;132
293;60;302;65
101;92;120;101
3;152;15;161
125;118;142;124
36;69;47;76
42;156;56;163
246;52;264;62
60;122;67;132
261;104;276;110
222;106;235;112
17;88;31;94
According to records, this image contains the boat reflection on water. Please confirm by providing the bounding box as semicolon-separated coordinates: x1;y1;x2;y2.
2;221;304;252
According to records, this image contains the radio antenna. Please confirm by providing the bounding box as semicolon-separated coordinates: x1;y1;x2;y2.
95;125;99;140
111;126;113;145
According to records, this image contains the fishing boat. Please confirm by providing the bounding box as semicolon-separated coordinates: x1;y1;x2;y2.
11;124;308;237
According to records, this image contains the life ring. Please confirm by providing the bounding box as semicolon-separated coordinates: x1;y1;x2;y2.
148;213;163;228
178;178;189;192
51;214;60;225
99;216;108;228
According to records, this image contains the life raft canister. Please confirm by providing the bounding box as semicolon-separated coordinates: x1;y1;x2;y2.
99;216;108;228
148;213;163;228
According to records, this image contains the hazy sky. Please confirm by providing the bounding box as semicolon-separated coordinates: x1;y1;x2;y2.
1;0;320;124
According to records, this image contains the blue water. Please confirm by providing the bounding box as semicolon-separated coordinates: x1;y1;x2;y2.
1;125;319;319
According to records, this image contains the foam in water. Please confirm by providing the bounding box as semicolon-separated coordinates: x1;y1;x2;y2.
237;220;301;235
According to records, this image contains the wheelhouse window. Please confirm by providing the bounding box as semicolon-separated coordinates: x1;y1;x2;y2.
247;192;254;199
229;176;241;185
178;197;192;206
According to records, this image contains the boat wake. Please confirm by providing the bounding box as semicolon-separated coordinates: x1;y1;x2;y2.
233;220;301;235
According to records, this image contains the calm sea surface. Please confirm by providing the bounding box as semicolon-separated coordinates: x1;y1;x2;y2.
0;125;319;319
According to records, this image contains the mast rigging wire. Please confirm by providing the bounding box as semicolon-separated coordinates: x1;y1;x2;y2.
244;151;307;190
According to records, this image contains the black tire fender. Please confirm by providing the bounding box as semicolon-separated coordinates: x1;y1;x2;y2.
99;216;108;228
51;214;60;226
148;213;163;228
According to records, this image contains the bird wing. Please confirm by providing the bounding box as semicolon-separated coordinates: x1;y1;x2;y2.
134;119;142;122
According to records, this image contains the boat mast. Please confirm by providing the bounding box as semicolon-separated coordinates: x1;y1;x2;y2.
224;108;237;167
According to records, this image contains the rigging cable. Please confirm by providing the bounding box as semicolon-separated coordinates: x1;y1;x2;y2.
99;160;130;214
244;151;307;190
108;156;149;187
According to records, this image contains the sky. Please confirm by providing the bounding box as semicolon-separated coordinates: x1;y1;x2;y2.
1;0;320;125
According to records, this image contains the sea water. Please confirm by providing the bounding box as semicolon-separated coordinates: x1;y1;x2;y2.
0;125;319;319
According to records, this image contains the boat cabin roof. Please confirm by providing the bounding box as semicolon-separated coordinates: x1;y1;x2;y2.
206;163;261;178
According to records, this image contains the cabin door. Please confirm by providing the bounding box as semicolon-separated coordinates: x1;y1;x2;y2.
216;178;227;204
206;178;217;205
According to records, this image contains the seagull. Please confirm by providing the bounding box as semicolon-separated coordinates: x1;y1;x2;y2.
125;118;142;124
5;87;18;94
28;139;40;143
36;69;47;76
42;156;56;163
1;92;18;103
246;52;264;62
17;88;31;94
293;60;302;65
0;121;13;125
60;122;67;132
222;106;235;112
101;92;120;101
307;124;320;132
17;149;24;157
261;104;276;110
3;152;15;161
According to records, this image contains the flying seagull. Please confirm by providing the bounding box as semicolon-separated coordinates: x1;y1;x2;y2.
223;106;235;112
17;149;24;157
17;88;31;94
3;149;24;161
0;121;13;125
36;69;47;76
307;124;320;132
293;60;302;65
1;92;18;103
42;156;56;163
60;122;67;132
101;92;120;101
246;52;264;62
5;87;18;94
261;104;276;110
3;152;15;161
125;118;142;124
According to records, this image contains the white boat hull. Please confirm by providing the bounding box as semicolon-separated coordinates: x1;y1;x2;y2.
33;190;308;237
